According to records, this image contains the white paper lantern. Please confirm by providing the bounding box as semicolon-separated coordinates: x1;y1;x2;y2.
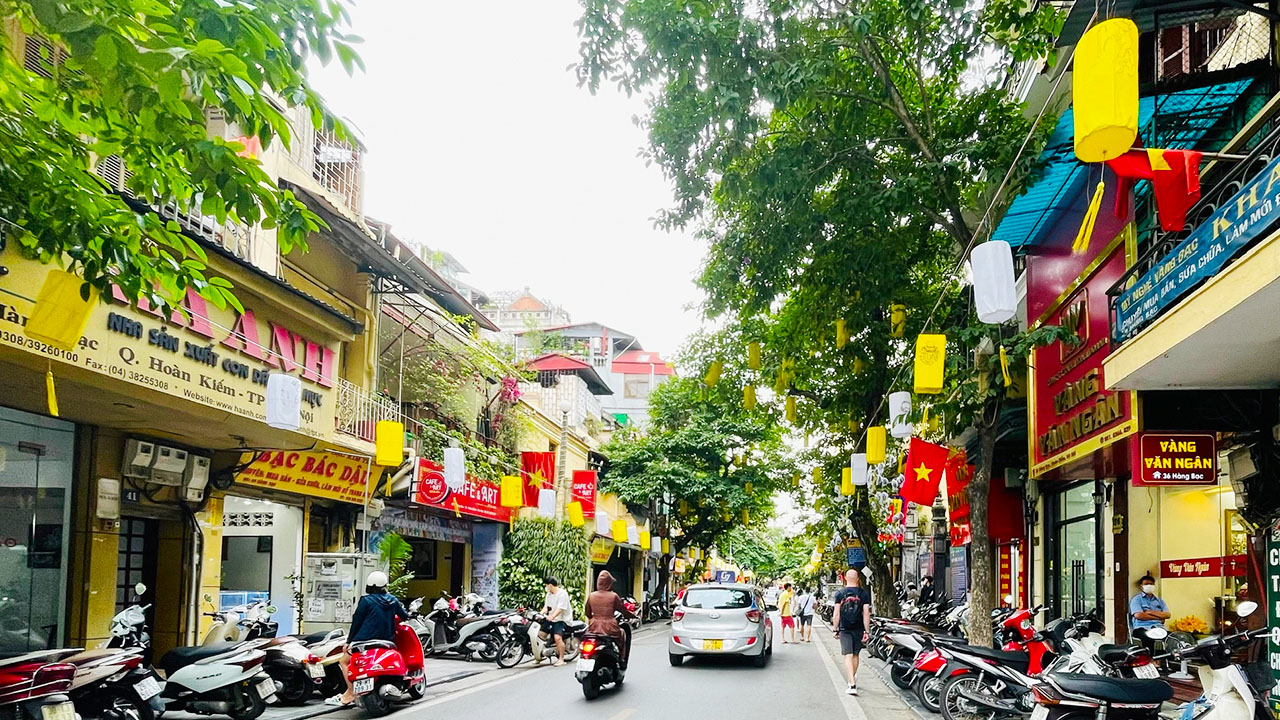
851;453;869;486
537;488;556;518
443;447;466;491
266;373;301;431
596;510;611;536
651;535;662;554
627;525;640;546
972;240;1017;324
889;391;913;439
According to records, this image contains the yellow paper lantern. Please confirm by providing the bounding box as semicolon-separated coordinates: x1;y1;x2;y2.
835;319;849;349
640;530;651;550
792;471;801;488
867;426;887;464
679;499;691;516
741;508;750;524
890;303;907;338
841;467;855;496
848;418;861;434
703;360;723;387
812;467;822;484
747;342;762;370
25;269;99;351
785;396;797;423
500;475;524;508
853;356;868;375
743;385;757;410
374;421;404;466
1073;18;1139;163
611;519;628;543
744;482;754;494
567;501;585;527
722;508;732;521
914;333;947;394
662;538;671;554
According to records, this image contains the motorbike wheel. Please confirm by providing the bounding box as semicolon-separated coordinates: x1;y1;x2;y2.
940;674;999;720
272;671;312;706
87;686;153;720
358;688;391;718
320;667;345;698
581;678;601;701
228;686;266;720
563;636;581;662
474;635;501;663
407;671;427;701
914;675;945;714
890;659;914;690
495;638;527;668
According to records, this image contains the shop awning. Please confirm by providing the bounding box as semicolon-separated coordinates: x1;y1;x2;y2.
993;78;1256;250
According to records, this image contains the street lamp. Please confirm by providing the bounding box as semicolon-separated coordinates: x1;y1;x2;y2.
557;399;572;519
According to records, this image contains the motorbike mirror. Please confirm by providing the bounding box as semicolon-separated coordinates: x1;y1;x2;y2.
1003;594;1015;605
1144;626;1169;640
135;582;147;597
202;592;213;603
1237;600;1258;618
265;605;278;614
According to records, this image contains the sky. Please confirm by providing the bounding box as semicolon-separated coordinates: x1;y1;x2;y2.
308;1;707;356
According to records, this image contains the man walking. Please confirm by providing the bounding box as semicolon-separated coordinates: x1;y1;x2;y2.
795;586;816;642
540;576;573;666
833;569;872;695
779;582;796;643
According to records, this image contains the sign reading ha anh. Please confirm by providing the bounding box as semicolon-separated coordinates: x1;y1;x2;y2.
1115;155;1280;341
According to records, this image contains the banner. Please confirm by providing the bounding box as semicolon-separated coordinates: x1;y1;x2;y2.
1132;433;1216;486
946;453;972;547
520;451;555;507
1160;555;1246;578
374;506;470;544
412;458;513;522
571;470;598;518
235;451;371;504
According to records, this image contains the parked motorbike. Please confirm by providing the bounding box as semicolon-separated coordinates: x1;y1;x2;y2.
1165;600;1273;720
575;624;632;701
1031;673;1172;720
0;650;79;720
231;607;321;706
297;629;347;699
72;583;167;720
347;620;426;717
410;594;508;662
495;610;585;668
156;638;278;720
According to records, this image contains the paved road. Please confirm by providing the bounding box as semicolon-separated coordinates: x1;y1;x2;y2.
335;626;860;720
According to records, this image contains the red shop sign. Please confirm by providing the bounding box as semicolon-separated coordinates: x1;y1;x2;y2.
571;470;597;519
1028;235;1138;476
411;459;513;523
1132;432;1217;486
1160;554;1246;578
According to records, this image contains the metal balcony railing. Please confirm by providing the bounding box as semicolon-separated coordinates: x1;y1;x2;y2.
312;127;362;216
334;378;400;442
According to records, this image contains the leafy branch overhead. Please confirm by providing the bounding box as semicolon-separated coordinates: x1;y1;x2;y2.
0;0;364;310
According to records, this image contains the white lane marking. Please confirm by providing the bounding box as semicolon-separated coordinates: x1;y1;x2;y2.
608;710;637;720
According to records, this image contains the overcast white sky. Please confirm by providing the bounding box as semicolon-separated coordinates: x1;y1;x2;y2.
308;1;706;355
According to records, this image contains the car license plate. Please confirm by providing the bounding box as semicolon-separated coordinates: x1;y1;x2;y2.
1133;664;1159;679
134;676;161;700
255;678;276;700
353;678;375;695
1030;704;1049;720
576;658;595;672
40;703;74;720
703;639;723;650
306;663;325;679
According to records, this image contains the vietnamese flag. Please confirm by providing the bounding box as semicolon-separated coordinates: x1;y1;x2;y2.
900;437;949;506
520;451;555;507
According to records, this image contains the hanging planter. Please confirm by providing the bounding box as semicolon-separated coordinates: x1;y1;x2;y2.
971;240;1017;324
1073;18;1139;163
25;269;99;351
914;334;947;394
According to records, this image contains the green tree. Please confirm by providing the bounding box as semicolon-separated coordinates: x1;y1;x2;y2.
0;0;363;311
578;0;1063;641
375;532;415;600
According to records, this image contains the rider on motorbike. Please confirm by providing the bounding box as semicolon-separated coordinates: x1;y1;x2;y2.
584;571;635;665
328;571;409;706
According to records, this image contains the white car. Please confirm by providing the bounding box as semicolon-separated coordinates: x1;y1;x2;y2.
668;583;773;667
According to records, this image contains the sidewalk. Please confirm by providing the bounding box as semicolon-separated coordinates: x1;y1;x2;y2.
811;619;919;720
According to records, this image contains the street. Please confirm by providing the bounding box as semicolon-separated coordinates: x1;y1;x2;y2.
323;625;878;720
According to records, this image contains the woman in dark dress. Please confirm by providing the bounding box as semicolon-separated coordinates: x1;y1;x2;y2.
584;570;635;663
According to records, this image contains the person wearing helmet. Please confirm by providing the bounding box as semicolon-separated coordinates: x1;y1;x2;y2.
327;570;410;706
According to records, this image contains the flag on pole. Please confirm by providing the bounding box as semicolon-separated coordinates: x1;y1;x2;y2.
899;437;949;505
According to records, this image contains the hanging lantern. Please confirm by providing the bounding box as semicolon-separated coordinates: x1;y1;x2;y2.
443;446;466;490
567;501;585;527
662;538;671;554
792;471;801;488
537;488;556;518
651;535;663;554
679;499;690;516
703;360;723;387
849;418;861;434
914;334;947;394
888;391;913;439
867;426;887;464
748;342;762;370
375;421;404;466
812;467;822;484
596;510;611;535
745;482;754;494
835;319;850;349
640;530;651;551
266;374;302;431
1073;18;1139;163
25;269;99;351
853;357;868;375
500;475;524;508
785;396;797;423
971;241;1017;324
743;385;757;410
890;303;907;338
611;519;628;543
851;453;868;486
841;467;855;496
722;508;732;522
741;508;750;524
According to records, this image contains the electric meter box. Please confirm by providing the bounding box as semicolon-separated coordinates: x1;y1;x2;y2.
300;553;383;633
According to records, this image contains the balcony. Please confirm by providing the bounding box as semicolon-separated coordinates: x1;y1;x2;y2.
310;127;363;217
520;375;605;435
334;378;400;443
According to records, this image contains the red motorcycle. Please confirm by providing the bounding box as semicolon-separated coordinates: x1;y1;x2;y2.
0;650;79;720
347;622;426;717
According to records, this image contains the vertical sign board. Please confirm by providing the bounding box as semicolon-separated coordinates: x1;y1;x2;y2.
1267;528;1280;714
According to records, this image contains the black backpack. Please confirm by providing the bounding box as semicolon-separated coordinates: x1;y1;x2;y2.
839;590;865;630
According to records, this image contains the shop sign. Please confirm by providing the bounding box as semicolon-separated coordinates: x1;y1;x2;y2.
1159;554;1246;578
1115;155;1280;342
1028;237;1138;476
846;547;865;567
590;537;615;564
235;450;371;504
411;458;513;523
375;506;471;544
0;247;340;439
1265;528;1280;713
572;470;597;518
714;570;737;583
999;545;1013;598
1131;432;1216;486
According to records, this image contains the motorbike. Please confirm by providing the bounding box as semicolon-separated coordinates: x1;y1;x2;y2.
410;594;508;662
0;650;79;720
1030;673;1172;720
297;629;347;699
155;636;278;720
1164;600;1273;720
232;607;320;707
346;620;426;717
495;610;586;668
575;620;632;701
70;582;166;720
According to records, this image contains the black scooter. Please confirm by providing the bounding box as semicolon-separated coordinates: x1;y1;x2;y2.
575;624;632;700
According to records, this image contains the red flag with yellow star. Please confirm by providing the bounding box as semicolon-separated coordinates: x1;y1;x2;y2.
900;437;948;506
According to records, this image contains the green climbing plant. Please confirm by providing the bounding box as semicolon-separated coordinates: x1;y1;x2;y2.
497;518;589;616
375;532;415;599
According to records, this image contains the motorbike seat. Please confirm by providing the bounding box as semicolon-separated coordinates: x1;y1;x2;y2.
457;616;489;627
566;620;587;631
349;639;397;653
299;630;336;646
159;643;240;675
1096;644;1138;665
955;644;1030;672
1051;673;1173;704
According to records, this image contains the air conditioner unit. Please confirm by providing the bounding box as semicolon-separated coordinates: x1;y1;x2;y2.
150;445;188;486
121;440;156;479
182;455;211;502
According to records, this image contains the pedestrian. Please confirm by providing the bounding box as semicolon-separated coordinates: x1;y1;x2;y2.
779;582;795;643
795;586;816;642
540;575;573;666
833;568;872;696
327;571;409;706
918;574;935;604
1129;574;1171;649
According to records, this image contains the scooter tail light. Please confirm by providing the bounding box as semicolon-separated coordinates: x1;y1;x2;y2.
1127;655;1152;667
306;654;322;665
580;640;597;658
745;609;762;623
1031;686;1061;705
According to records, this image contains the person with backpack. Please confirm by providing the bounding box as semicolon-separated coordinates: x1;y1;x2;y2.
832;568;872;695
795;586;816;642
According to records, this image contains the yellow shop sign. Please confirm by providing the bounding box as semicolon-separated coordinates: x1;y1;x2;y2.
0;247;340;439
235;450;372;504
590;537;615;564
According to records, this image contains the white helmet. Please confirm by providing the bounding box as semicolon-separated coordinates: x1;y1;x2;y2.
367;571;389;588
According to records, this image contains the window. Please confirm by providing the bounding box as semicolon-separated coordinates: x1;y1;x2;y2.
407;539;437;580
683;588;753;610
624;376;650;399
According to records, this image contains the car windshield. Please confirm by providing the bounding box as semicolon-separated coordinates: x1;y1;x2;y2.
684;588;753;610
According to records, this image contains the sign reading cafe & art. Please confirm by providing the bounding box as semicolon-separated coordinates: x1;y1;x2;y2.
0;246;339;438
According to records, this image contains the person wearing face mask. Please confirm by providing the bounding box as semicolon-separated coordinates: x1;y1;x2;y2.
1129;574;1170;640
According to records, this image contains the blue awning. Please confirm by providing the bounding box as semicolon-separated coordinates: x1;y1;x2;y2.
993;78;1256;249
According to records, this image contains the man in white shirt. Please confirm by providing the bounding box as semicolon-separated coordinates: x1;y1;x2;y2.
795;587;816;642
541;576;573;666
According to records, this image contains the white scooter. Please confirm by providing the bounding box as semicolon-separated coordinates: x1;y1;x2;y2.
409;594;510;662
1166;600;1272;720
158;605;279;720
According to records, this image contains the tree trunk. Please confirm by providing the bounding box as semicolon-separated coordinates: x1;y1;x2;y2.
966;413;997;646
